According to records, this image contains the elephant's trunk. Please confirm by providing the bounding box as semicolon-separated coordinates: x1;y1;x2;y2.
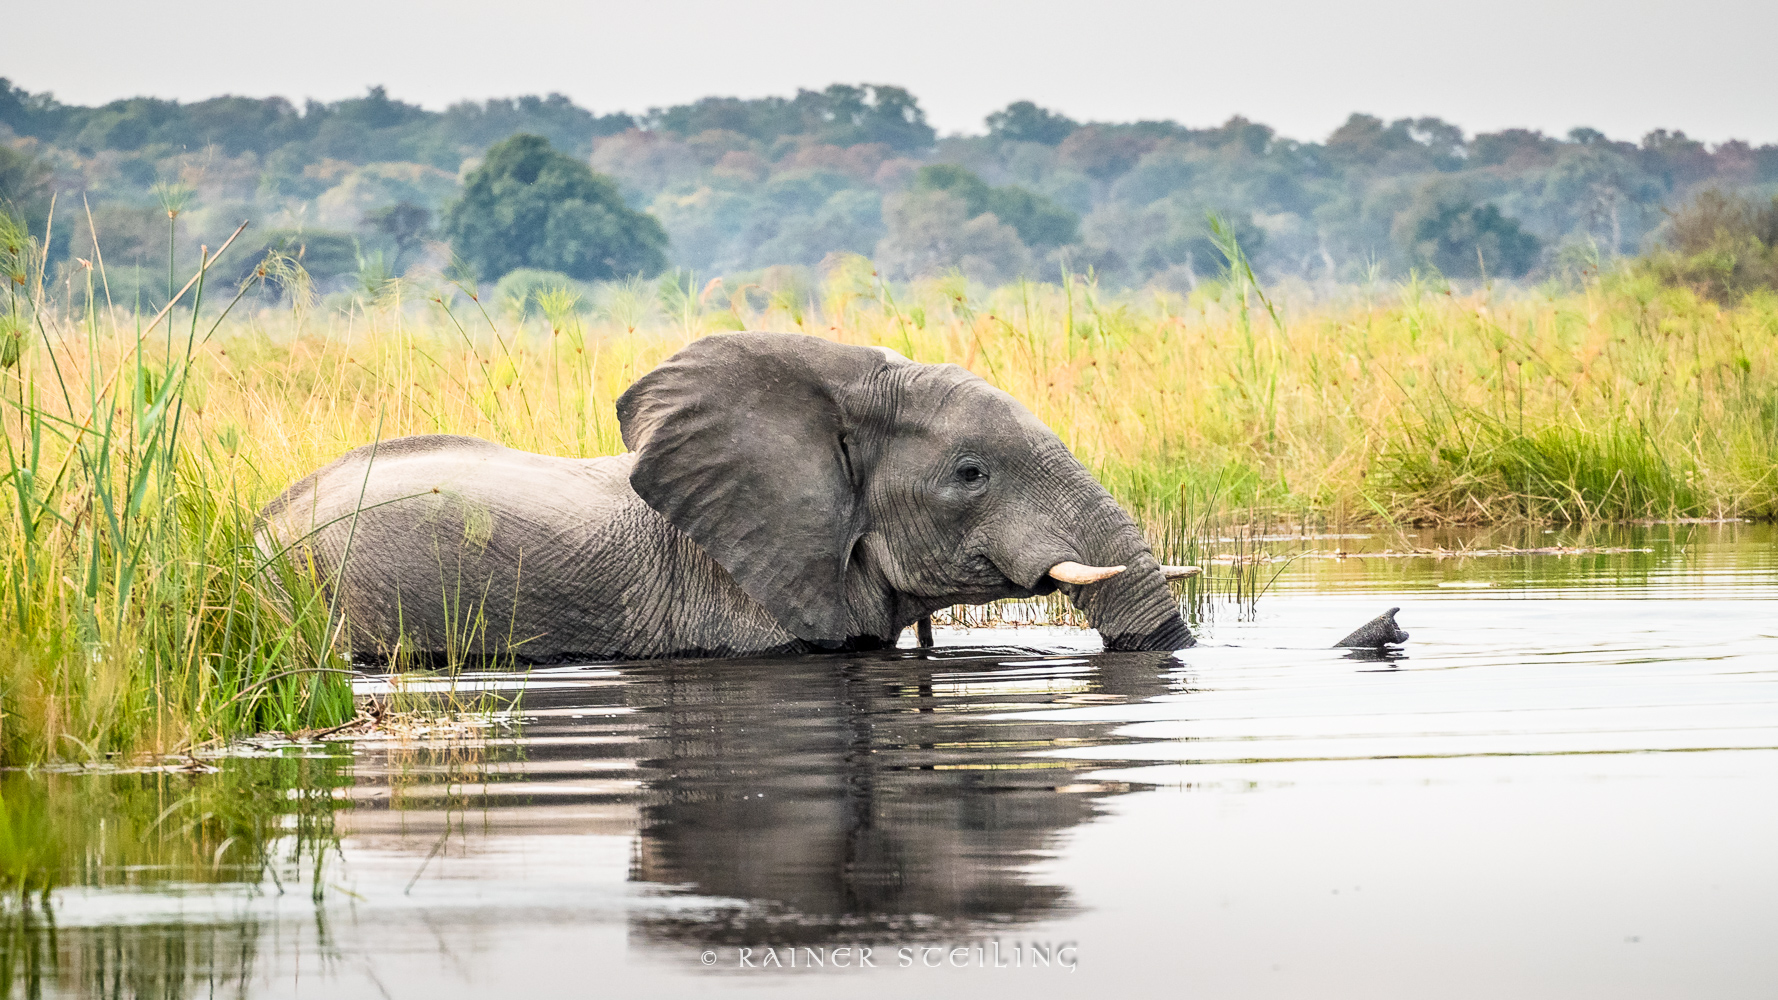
991;476;1193;652
1057;542;1195;651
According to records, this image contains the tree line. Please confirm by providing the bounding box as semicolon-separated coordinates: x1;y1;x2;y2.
2;77;1774;303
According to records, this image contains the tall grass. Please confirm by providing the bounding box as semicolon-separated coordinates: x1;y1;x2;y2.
5;211;1777;764
0;209;352;766
820;256;1776;526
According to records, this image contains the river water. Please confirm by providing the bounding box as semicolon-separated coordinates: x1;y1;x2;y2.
4;523;1775;998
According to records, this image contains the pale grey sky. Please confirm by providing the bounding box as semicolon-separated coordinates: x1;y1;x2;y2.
10;0;1777;144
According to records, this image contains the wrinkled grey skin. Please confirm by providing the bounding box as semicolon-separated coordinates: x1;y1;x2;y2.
258;332;1194;662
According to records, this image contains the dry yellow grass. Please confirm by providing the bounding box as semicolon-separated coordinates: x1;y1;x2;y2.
179;261;1778;526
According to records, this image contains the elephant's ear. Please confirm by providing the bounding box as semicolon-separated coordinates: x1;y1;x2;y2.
616;333;890;643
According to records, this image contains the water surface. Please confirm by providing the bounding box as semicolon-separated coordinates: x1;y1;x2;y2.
5;523;1775;998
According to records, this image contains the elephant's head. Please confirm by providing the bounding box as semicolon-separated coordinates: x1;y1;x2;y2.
616;332;1193;652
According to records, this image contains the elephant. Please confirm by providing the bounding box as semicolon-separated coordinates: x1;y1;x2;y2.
258;332;1200;663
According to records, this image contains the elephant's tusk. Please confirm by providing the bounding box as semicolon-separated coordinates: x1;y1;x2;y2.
1049;561;1126;585
1160;564;1203;580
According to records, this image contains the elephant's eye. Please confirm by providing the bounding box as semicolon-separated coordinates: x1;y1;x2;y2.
956;463;986;485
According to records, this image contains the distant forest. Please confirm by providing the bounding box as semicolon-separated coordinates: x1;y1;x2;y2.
3;78;1775;300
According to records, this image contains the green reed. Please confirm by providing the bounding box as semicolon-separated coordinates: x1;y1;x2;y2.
0;206;352;765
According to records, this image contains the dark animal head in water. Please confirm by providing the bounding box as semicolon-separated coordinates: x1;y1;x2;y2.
1334;607;1411;649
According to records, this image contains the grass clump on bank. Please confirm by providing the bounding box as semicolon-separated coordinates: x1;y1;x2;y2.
4;205;1778;765
0;210;352;766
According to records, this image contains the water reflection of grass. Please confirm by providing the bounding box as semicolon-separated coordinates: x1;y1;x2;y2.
3;918;264;1000
0;758;348;899
5;201;1777;763
0;754;349;995
1271;520;1773;593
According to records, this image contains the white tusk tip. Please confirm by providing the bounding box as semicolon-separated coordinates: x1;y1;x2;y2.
1160;565;1203;580
1049;561;1127;585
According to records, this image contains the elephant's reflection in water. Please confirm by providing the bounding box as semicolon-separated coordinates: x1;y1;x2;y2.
620;648;1179;946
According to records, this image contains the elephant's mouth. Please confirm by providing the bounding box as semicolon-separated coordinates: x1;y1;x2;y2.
931;549;1063;605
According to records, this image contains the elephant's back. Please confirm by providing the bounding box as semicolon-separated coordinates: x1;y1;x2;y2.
258;435;661;660
256;434;645;604
258;435;500;526
260;436;634;530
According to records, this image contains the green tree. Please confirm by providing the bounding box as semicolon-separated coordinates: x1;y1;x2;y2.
985;186;1080;249
648;95;801;145
364;201;433;267
1639;189;1778;300
985;101;1078;146
913;165;991;215
434;94;629;160
876;190;1031;284
1057;125;1159;181
0;144;51;239
0;144;48;205
793;84;935;152
913;165;1079;249
1407;201;1541;278
1325;114;1467;172
443;134;668;283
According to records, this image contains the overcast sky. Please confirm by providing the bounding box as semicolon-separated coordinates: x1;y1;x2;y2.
10;0;1777;145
